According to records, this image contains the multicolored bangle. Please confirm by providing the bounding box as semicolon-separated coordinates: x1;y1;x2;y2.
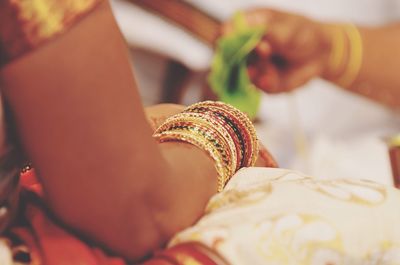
325;23;363;88
153;101;259;192
185;101;259;167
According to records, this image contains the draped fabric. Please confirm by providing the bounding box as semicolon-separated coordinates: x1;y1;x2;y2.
3;168;400;265
0;0;102;66
0;169;127;265
171;167;400;265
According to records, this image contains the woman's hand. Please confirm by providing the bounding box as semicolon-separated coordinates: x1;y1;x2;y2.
223;9;332;93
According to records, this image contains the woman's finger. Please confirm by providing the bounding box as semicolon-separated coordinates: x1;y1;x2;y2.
254;39;272;59
252;62;281;93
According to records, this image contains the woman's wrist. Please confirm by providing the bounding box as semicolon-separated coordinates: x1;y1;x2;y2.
320;23;363;88
154;142;217;239
319;23;347;81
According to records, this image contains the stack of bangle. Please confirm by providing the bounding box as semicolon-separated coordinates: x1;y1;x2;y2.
326;25;346;76
337;24;363;87
326;23;363;88
153;101;259;192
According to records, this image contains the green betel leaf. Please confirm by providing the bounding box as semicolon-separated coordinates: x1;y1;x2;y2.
208;12;266;119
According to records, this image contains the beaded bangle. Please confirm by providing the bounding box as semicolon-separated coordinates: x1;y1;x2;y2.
188;101;259;167
185;101;259;166
182;106;245;168
153;101;259;192
155;121;234;191
158;121;234;172
154;129;230;190
164;123;234;173
158;112;238;175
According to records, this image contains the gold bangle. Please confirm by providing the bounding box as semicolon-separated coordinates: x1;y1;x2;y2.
154;116;235;191
185;101;259;167
153;101;259;191
156;119;235;172
182;106;246;167
326;25;347;76
154;129;230;191
155;113;237;173
336;24;363;87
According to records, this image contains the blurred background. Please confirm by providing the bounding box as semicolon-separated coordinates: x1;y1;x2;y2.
110;0;400;186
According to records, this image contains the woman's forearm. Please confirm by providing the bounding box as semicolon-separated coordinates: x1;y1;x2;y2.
0;1;216;261
352;24;400;108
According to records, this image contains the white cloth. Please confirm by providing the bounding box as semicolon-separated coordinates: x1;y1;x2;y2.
171;167;400;265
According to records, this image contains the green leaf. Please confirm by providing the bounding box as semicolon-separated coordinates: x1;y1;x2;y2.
208;12;266;119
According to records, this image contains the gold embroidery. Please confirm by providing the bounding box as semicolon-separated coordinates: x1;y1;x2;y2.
205;183;272;212
0;0;102;65
256;214;344;265
365;241;400;263
300;178;387;205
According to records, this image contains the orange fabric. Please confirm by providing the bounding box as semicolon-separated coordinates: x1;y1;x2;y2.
11;170;127;265
154;243;220;265
21;169;43;197
14;170;220;265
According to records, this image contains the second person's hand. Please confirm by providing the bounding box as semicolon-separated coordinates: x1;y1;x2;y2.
223;9;332;93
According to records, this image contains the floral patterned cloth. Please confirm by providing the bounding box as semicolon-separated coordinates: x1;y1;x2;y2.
170;167;400;265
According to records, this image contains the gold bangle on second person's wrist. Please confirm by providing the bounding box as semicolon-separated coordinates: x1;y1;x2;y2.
337;24;363;87
326;25;347;76
324;23;363;88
